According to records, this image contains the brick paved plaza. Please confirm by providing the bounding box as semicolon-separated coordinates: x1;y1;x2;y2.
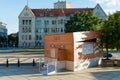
0;66;120;80
0;50;120;80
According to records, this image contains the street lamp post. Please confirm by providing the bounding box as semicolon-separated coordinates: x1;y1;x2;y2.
106;35;109;60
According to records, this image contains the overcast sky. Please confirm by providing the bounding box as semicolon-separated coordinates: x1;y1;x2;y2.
0;0;120;34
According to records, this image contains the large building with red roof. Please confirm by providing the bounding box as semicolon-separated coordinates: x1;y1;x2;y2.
18;1;107;48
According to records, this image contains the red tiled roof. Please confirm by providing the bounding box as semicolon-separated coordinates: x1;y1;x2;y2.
31;8;94;17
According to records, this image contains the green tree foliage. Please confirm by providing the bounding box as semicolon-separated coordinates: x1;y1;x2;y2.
65;11;102;33
0;36;7;42
8;34;18;47
101;11;120;50
0;35;7;47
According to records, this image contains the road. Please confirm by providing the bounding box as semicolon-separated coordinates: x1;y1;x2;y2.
0;48;44;58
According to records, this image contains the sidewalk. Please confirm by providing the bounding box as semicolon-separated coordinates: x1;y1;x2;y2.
0;66;120;80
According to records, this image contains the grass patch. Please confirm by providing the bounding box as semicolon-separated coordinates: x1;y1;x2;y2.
12;48;44;52
103;48;117;51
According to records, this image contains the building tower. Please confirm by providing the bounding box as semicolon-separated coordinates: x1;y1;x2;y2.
54;0;71;9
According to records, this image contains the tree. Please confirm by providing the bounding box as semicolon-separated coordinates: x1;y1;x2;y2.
0;35;7;47
8;34;18;47
101;11;120;50
65;11;102;33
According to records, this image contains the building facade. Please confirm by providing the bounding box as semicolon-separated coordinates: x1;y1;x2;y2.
0;22;7;37
18;1;107;48
0;21;7;47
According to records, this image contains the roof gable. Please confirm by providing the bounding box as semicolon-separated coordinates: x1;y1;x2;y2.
94;4;107;20
19;5;35;18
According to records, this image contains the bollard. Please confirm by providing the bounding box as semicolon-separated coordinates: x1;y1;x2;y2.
33;59;35;67
17;58;20;67
6;58;9;67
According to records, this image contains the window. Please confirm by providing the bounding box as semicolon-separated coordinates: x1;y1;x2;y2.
52;20;54;25
37;28;43;33
22;35;24;40
56;28;59;32
22;20;32;25
36;35;42;40
22;27;31;33
36;20;42;26
23;42;26;47
44;28;49;33
58;20;61;24
35;42;41;47
54;20;56;24
61;28;64;32
51;28;53;32
29;35;31;40
29;27;31;32
61;19;63;24
47;28;49;33
51;28;55;33
25;35;27;40
25;27;27;33
26;20;28;25
22;20;25;25
36;35;38;40
39;35;42;40
64;20;67;23
22;27;24;32
58;28;59;32
47;20;49;25
44;28;47;33
55;28;57;32
29;20;31;25
29;42;31;46
44;20;49;25
52;20;56;25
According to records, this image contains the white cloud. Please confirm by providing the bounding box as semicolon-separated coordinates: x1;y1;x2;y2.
104;9;116;15
90;0;120;7
90;0;108;3
106;0;120;7
7;24;18;34
90;0;104;3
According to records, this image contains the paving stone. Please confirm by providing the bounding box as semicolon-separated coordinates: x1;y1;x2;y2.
0;65;120;80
